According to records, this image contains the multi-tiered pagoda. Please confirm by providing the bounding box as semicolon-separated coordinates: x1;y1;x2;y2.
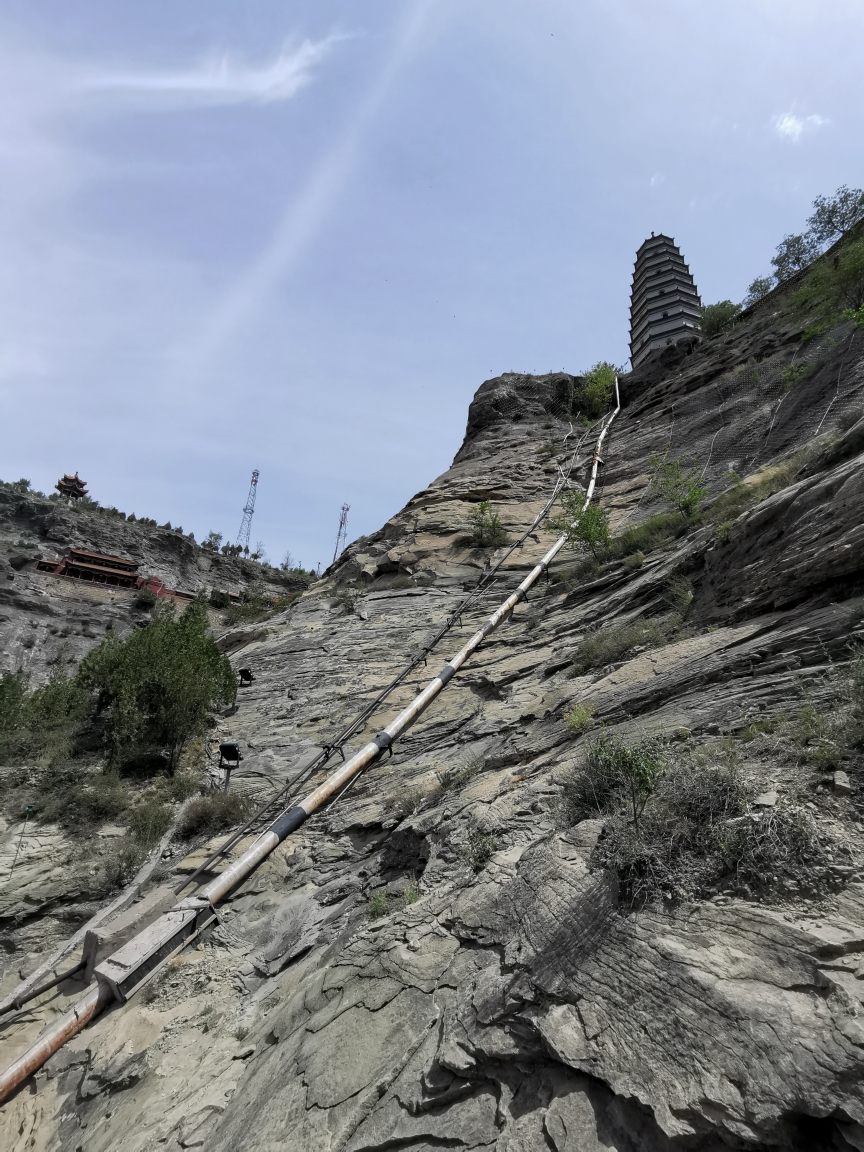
629;234;701;368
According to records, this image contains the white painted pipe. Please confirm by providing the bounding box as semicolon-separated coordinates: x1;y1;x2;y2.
0;379;621;1102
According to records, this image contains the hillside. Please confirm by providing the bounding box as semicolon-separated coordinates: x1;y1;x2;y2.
1;243;864;1151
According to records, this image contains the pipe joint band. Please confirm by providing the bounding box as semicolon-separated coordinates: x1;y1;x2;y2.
373;731;393;752
271;806;307;841
438;664;457;685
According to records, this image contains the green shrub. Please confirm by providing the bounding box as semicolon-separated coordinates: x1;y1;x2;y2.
0;673;26;754
100;840;146;892
648;455;708;518
222;591;298;625
403;878;420;905
594;761;749;906
700;301;741;338
466;830;497;872
663;576;694;615
571;616;678;675
0;669;89;765
714;806;825;895
367;891;389;919
549;493;610;558
561;732;666;829
623;550;645;569
135;586;158;609
437;754;483;793
128;798;173;846
580;362;617;417
79;594;236;771
606;512;689;560
467;502;509;548
565;702;595;735
25;766;132;830
780;364;810;392
708;462;794;523
168;771;205;802
177;789;253;839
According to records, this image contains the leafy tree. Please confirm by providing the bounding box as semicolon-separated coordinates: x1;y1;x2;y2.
572;732;666;830
700;301;741;338
0;668;88;764
744;277;773;308
79;593;236;771
648;454;708;518
549;490;610;558
771;233;820;283
0;673;25;756
7;478;32;494
467;501;509;548
578;362;618;419
806;185;864;245
202;531;222;553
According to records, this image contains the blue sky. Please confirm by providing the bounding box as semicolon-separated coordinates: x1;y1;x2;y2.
1;1;861;570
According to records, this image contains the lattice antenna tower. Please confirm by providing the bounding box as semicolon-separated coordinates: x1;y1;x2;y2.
332;503;350;565
235;469;260;551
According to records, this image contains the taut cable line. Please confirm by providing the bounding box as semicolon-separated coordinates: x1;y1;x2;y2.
0;380;620;1102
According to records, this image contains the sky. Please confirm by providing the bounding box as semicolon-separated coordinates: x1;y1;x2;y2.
1;0;861;571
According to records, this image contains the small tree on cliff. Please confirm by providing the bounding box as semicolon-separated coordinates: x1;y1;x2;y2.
80;593;236;771
549;490;610;558
648;455;708;518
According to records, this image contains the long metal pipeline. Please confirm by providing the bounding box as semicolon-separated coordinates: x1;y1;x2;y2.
0;379;620;1102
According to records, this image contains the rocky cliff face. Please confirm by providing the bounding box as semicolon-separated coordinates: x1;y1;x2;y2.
2;267;864;1151
0;492;305;686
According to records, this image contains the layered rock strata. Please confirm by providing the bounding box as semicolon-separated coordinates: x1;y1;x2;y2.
1;270;864;1150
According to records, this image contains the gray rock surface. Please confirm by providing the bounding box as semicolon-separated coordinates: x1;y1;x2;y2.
2;267;864;1149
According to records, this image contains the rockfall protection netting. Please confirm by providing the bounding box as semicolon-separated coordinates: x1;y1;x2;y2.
656;324;864;482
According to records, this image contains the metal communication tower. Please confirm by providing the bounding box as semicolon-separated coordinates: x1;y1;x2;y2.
332;503;350;565
235;469;260;551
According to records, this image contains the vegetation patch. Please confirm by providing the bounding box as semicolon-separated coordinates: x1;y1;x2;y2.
548;495;610;558
708;462;794;523
648;455;708;518
561;728;843;908
794;237;864;329
222;590;300;626
80;594;236;771
565;701;595;735
367;890;389;919
438;753;484;793
606;511;691;560
465;830;498;872
468;501;509;548
177;789;253;840
700;300;741;338
559;732;667;828
571;616;682;675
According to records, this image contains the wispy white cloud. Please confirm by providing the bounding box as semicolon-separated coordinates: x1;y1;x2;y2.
82;37;340;106
178;0;435;377
772;111;828;141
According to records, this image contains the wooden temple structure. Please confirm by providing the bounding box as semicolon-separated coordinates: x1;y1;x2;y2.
36;548;193;600
55;473;88;501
